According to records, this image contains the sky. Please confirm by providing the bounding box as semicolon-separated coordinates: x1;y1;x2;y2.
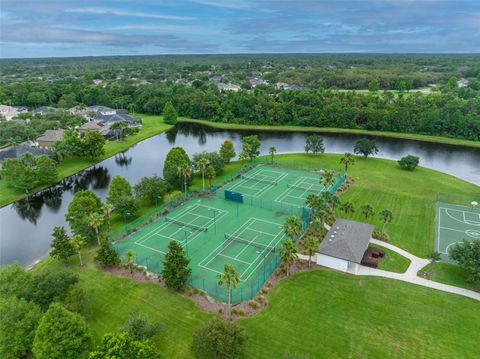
1;0;479;58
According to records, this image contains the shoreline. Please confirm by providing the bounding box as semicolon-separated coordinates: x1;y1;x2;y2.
178;118;480;149
0;114;173;208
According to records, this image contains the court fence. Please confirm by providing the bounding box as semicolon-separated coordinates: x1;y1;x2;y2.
436;192;479;206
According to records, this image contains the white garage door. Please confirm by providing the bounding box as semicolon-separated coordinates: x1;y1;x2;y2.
316;253;349;272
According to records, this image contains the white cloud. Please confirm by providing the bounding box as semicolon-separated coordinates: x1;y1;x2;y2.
64;7;194;20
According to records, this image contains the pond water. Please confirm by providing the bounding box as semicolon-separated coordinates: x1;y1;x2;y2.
1;122;479;266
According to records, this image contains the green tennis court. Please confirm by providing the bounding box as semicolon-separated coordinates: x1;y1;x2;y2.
114;163;344;302
435;201;480;258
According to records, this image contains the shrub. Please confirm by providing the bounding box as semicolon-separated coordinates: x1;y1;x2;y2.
95;240;119;268
119;312;162;341
398;155;420;170
191;318;247;359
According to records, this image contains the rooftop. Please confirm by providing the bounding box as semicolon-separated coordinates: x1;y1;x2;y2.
319;218;374;264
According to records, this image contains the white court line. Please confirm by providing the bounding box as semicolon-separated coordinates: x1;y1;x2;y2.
227;168;287;198
234;235;259;259
441;207;480;227
218;253;252;265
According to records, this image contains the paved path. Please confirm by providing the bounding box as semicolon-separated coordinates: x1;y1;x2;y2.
357;239;480;301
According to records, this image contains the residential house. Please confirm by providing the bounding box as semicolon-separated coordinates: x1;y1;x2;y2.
37;129;65;148
77;120;113;137
95;113;142;127
0;105;28;121
217;83;241;92
276;82;302;90
248;76;267;87
32;106;58;116
0;144;52;169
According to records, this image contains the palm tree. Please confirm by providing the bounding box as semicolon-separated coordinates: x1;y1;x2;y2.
87;212;104;245
177;164;192;197
195;158;210;191
70;235;86;267
321;170;336;189
283;216;302;242
102;203;114;236
340;152;355;173
204;164;216;192
379;209;393;233
217;264;240;320
339;201;355;215
280;239;298;276
110;121;128;141
360;203;375;220
303;236;319;268
269;146;277;164
125;251;135;277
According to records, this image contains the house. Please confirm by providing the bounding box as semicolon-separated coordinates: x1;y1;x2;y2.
458;78;470;87
217;83;241;92
276;82;301;90
0;144;52;169
94;113;142;127
32;106;58;116
77;120;113;137
316;219;374;274
247;76;267;87
210;75;222;83
86;105;117;116
0;105;28;121
37;129;65;148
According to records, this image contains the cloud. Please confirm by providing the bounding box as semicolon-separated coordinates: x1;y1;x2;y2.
1;25;217;50
64;7;194;20
188;0;252;9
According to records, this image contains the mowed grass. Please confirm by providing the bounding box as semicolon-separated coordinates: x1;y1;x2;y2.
420;262;477;291
370;243;411;273
0;114;173;207
255;153;479;258
239;268;480;359
33;247;213;358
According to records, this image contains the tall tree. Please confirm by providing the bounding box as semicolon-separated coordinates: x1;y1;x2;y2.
321;170;336;188
239;143;251;162
195;158;210;191
449;240;480;284
269;146;277;164
177;164;192;197
87;213;103;245
162;240;191;291
242;135;261;160
219;140;236;163
163;147;191;189
94;240;119;268
162;100;178;125
283;215;302;242
133;176;169;205
0;296;42;359
360;203;375;220
32;303;91;359
89;332;159;359
379;209;394;233
340;152;355;173
107;176;132;207
125;251;135;277
353;139;379;159
303;236;319;268
217;264;240;320
110;121;128;141
339;201;355;215
80;130;105;159
50;226;75;265
65;190;103;240
70;235;86;267
205;164;216;191
280;239;298;276
305;135;325;155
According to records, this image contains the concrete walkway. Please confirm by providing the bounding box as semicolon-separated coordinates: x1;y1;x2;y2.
356;239;480;301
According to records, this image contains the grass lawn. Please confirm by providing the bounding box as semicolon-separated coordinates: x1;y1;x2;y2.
420;262;477;291
370;243;411;273
239;268;480;359
0;114;172;207
178;118;480;149
32;246;213;358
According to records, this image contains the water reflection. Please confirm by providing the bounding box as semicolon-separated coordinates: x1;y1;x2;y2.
115;153;133;168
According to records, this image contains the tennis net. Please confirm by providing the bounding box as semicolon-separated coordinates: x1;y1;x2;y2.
224;233;276;252
287;183;323;192
241;174;277;185
165;217;208;232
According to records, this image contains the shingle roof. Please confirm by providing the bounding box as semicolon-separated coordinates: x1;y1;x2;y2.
37;129;64;142
0;145;52;160
319;219;374;264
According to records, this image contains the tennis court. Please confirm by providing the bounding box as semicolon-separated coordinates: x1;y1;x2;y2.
114;163;344;302
436;202;480;257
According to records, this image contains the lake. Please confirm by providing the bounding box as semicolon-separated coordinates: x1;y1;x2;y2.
0;122;479;266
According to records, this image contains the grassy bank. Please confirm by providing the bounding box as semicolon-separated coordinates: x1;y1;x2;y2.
371;243;411;273
0;114;172;207
239;268;480;359
178;118;480;148
420;262;476;291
